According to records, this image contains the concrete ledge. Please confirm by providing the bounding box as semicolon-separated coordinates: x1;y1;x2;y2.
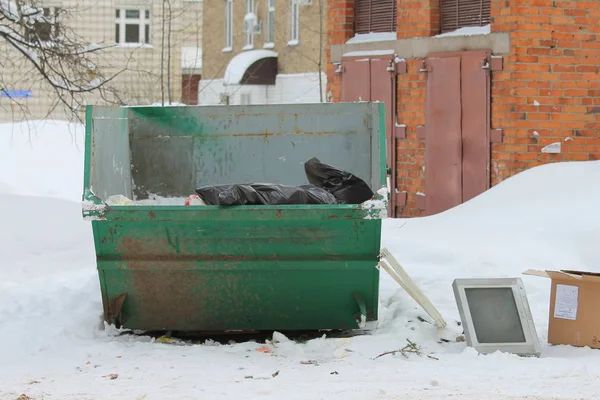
330;32;511;63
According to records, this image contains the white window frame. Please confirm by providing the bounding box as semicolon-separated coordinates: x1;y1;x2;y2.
240;92;252;105
264;0;275;48
243;0;255;50
115;8;151;47
289;0;299;46
223;0;233;52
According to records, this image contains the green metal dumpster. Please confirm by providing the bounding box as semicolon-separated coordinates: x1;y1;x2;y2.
82;102;387;332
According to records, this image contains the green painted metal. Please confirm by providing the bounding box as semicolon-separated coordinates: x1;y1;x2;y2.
83;103;387;332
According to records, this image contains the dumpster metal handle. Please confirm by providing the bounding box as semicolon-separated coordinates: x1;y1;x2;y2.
353;292;367;328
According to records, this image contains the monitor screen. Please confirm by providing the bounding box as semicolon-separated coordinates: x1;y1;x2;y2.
465;287;526;344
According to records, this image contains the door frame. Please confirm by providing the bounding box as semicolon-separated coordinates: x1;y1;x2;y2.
340;53;398;217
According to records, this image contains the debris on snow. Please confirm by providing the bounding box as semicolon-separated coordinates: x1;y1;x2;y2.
373;339;433;360
105;194;134;206
244;370;280;380
255;346;273;354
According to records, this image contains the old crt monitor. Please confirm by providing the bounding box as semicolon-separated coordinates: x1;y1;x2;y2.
452;278;541;357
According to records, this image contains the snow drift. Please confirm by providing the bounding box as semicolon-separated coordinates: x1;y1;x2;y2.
1;119;600;399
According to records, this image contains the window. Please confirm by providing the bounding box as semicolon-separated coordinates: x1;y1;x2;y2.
440;0;491;33
265;0;275;46
289;0;299;45
25;7;61;43
240;93;252;105
245;0;255;49
115;9;151;45
354;0;397;34
224;0;233;51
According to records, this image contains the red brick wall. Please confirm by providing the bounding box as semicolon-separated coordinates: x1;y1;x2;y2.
397;0;440;39
326;0;354;101
395;60;427;215
327;0;600;217
490;0;600;190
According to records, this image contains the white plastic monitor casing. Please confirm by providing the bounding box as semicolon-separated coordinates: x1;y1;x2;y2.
452;277;542;358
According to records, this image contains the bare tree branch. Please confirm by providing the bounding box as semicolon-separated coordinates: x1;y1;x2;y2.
0;0;127;121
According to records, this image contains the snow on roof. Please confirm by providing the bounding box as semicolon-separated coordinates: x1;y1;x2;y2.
342;49;395;57
223;49;278;85
346;32;397;44
181;46;202;69
435;24;491;38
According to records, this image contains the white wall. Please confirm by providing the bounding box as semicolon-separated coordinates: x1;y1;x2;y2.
198;72;326;105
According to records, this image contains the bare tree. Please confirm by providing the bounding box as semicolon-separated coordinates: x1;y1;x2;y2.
0;0;127;120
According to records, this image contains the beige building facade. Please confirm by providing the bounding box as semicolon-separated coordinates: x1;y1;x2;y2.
199;0;327;106
0;0;203;122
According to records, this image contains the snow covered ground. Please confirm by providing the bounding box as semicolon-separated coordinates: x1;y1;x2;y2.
1;120;600;399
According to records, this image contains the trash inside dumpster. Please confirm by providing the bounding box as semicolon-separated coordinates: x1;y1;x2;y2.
305;157;374;204
82;102;388;332
195;182;338;206
194;157;369;206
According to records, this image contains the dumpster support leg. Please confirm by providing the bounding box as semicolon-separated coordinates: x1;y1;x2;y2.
107;292;128;327
353;292;367;328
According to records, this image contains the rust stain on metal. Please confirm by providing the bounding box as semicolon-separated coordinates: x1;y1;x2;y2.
108;232;292;330
125;260;250;331
107;292;128;322
129;265;210;330
227;131;358;137
148;211;156;219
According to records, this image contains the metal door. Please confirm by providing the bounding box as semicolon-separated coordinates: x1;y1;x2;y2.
423;50;491;216
461;51;491;202
182;74;201;105
424;56;463;216
341;56;397;216
341;60;370;102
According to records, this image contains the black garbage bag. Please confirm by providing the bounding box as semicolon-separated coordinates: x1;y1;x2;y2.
195;183;338;206
304;157;374;204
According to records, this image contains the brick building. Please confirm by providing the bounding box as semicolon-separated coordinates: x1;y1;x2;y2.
326;0;600;217
0;0;203;122
199;0;327;106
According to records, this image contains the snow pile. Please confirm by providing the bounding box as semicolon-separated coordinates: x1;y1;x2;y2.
0;120;84;202
382;161;600;341
1;118;600;399
0;195;101;366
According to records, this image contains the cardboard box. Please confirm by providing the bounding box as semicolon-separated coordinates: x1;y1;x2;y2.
523;269;600;349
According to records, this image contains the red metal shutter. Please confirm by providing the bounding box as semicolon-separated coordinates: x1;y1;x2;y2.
440;0;491;34
355;0;397;34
